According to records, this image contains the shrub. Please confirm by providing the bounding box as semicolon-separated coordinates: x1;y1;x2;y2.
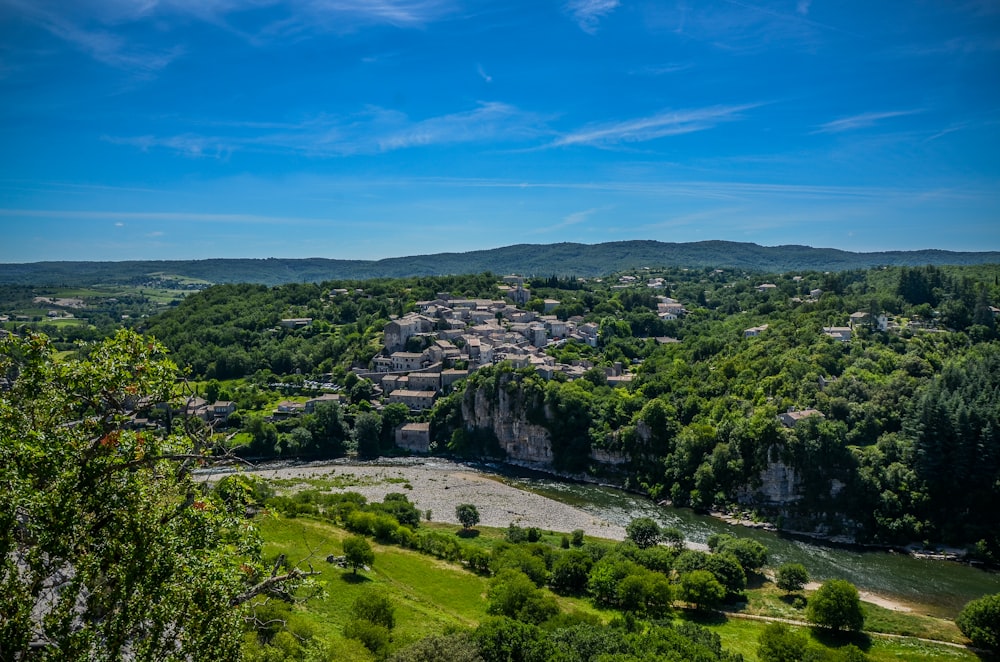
956;592;1000;651
343;619;390;658
351;591;396;630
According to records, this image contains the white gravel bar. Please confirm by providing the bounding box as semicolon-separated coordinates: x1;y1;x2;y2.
243;457;627;540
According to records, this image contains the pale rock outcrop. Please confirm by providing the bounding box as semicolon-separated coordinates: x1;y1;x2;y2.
461;376;553;466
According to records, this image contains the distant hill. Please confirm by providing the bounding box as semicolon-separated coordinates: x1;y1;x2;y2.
2;241;999;286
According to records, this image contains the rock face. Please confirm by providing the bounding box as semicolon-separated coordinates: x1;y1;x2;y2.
461;374;553;466
746;459;801;505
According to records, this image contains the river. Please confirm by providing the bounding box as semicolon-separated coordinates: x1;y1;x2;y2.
491;468;1000;618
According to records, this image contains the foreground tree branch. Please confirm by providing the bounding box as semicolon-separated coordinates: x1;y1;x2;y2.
0;330;308;661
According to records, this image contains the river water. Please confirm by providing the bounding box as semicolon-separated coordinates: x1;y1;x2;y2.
492;469;1000;618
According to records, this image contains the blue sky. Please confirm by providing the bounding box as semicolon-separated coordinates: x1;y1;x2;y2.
1;0;998;262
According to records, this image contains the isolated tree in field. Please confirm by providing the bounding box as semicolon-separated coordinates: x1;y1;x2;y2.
0;330;308;661
344;535;375;574
626;516;662;549
956;592;1000;651
807;579;865;632
775;563;810;594
456;503;481;529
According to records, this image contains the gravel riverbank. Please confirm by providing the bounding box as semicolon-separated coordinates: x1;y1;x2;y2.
231;458;628;540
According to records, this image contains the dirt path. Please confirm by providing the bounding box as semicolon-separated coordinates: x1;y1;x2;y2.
723;611;975;652
801;581;912;613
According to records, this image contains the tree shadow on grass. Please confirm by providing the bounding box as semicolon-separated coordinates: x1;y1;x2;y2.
780;593;807;609
683;609;729;626
809;627;872;652
456;528;480;539
340;572;373;585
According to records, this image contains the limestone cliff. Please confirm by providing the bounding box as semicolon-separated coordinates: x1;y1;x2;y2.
461;374;554;466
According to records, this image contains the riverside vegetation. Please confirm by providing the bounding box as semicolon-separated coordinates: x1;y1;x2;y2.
118;264;1000;558
2;260;1000;660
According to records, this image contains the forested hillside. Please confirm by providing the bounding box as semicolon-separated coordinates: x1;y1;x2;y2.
13;263;999;559
3;241;1000;285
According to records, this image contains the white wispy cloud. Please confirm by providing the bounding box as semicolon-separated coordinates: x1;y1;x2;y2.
80;0;457;27
104;133;234;158
477;63;492;83
374;102;542;152
547;104;761;148
2;0;182;72
565;0;620;34
814;109;923;134
796;0;811;16
531;207;607;234
632;62;694;76
648;0;858;53
105;102;548;157
1;0;457;71
394;176;985;204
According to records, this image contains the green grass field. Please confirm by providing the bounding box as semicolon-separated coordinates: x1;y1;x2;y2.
257;516;490;651
257;514;983;662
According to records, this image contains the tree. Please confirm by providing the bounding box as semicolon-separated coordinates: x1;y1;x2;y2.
588;555;638;607
757;622;807;662
549;550;593;595
679;570;726;611
0;330;308;660
306;400;348;456
380;402;410;450
343;535;375;574
456;503;481;529
661;526;685;551
775;563;810;594
487;569;559;624
714;536;768;575
354;410;383;458
626;516;662;549
704;552;746;597
807;580;865;632
475;616;543;662
205;378;221;403
956;592;1000;651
